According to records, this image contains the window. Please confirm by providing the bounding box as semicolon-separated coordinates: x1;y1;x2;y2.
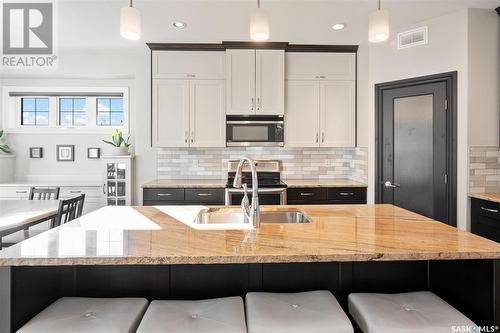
96;98;124;126
21;98;49;126
59;98;87;126
2;87;129;133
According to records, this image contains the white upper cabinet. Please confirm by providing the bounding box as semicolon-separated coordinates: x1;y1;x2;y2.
285;80;320;147
152;79;190;148
286;53;356;81
226;49;284;115
153;79;226;148
226;49;256;115
256;50;285;115
153;51;225;79
189;80;226;147
320;80;355;147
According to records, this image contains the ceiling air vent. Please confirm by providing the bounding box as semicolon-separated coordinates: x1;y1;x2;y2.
397;26;428;50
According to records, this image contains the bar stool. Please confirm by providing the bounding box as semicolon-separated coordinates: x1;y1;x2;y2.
17;297;148;333
348;291;476;333
245;290;354;333
136;296;247;333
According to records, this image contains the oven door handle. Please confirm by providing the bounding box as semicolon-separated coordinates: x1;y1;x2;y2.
226;188;286;194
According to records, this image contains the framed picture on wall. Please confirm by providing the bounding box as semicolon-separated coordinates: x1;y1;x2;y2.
29;147;43;158
87;148;100;159
56;145;74;162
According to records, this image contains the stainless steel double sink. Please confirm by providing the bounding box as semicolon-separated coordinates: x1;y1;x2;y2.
192;207;312;225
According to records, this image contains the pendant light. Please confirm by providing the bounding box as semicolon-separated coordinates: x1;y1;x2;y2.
368;0;389;43
250;0;270;41
120;0;141;40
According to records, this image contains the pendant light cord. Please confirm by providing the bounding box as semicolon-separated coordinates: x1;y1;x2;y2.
378;0;381;10
129;0;133;8
258;0;261;9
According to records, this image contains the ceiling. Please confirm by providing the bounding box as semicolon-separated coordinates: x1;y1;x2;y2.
51;0;499;50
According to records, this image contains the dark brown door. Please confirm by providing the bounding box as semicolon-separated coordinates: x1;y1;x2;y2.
378;81;449;223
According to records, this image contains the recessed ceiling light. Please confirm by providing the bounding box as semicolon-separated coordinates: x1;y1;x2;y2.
173;21;187;29
332;23;346;31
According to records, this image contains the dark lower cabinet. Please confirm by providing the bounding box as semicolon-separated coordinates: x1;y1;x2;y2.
287;187;367;204
143;188;225;206
471;198;500;243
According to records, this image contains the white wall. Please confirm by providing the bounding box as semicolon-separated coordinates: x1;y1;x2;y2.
468;8;499;146
0;48;153;204
367;8;500;230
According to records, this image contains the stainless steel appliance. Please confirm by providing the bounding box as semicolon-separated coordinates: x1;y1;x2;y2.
225;160;287;205
226;116;284;147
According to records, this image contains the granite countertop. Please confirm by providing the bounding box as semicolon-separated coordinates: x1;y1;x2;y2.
469;193;500;204
284;179;367;188
142;179;227;188
0;204;498;266
142;179;367;188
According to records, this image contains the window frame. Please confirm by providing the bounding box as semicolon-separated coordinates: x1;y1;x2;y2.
2;86;129;134
20;97;50;126
58;96;88;127
96;96;126;127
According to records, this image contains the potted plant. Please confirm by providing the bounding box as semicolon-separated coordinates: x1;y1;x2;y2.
102;129;131;156
0;130;11;154
0;130;15;182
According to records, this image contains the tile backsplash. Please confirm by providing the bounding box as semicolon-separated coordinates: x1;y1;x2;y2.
469;146;500;193
157;147;368;183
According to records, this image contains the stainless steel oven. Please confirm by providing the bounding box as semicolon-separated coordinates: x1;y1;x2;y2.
226;115;284;147
225;160;287;206
225;187;287;205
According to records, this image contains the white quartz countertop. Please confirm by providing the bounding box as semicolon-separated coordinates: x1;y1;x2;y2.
0;180;103;187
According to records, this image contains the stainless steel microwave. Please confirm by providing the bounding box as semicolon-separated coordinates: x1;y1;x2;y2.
226;116;284;147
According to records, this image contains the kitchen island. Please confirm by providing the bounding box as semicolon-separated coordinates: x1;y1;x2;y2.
0;204;499;332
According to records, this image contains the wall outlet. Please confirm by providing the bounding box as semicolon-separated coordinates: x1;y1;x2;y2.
325;159;335;167
192;159;199;168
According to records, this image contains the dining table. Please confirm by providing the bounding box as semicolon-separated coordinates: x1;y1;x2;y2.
0;200;59;249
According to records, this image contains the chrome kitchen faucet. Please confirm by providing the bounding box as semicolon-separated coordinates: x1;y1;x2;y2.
233;157;260;228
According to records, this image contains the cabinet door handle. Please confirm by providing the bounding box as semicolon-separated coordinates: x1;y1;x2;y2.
321;132;325;143
157;193;173;197
191;131;194;143
300;192;315;196
316;133;319;143
257;97;261;110
197;193;212;196
187;74;196;78
185;131;188;143
102;184;106;194
69;190;81;194
250;98;254;111
15;190;28;194
339;192;354;196
481;206;498;213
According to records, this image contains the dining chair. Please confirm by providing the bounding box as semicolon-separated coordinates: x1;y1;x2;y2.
29;187;60;200
1;187;63;248
52;194;85;228
1;194;86;249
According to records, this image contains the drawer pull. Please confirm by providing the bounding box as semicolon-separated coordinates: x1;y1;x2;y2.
15;190;28;194
481;207;498;213
69;190;81;194
157;193;173;197
339;192;354;196
197;193;212;196
300;193;315;196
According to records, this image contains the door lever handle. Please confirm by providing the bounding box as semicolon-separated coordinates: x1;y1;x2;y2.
384;181;400;188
